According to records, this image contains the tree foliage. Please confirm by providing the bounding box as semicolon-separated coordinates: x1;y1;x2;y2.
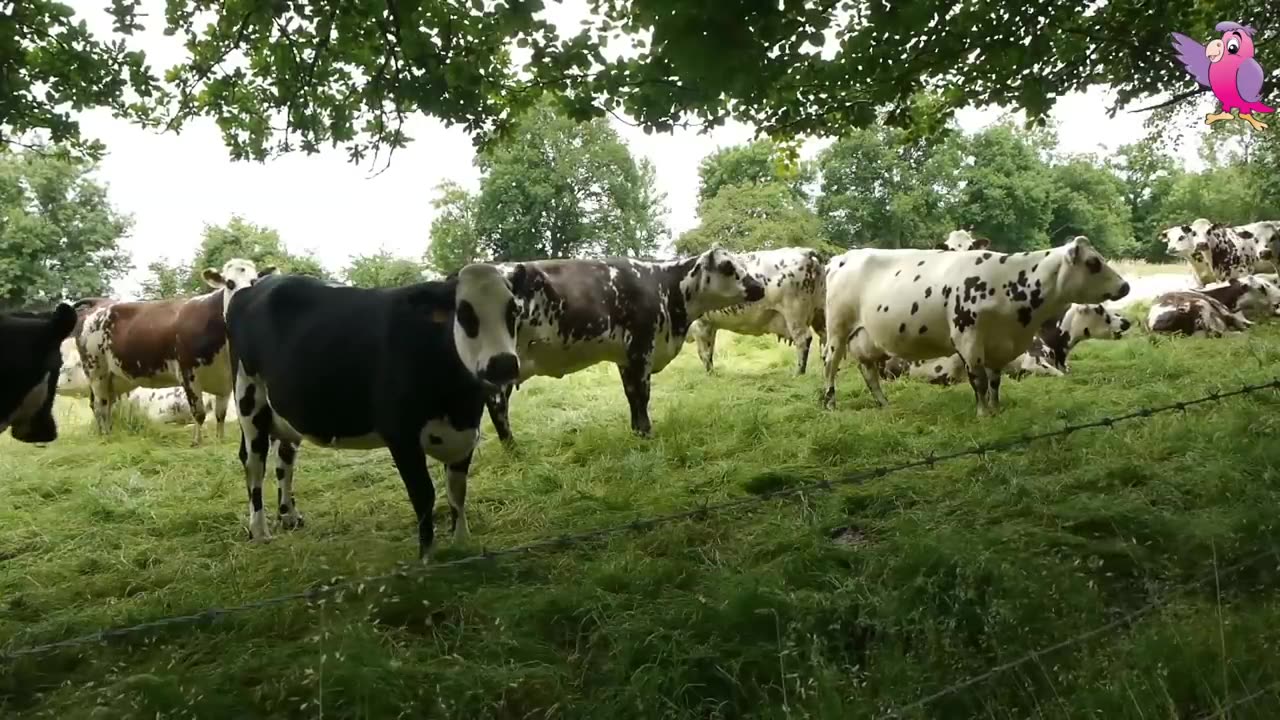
139;215;332;298
697;140;813;204
6;1;1276;163
343;250;425;288
426;99;668;272
676;182;836;256
0;147;133;309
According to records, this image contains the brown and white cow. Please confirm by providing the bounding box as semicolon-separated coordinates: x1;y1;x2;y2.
1147;275;1280;336
77;258;274;444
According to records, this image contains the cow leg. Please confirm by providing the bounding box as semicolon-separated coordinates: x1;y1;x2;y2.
692;323;716;373
856;361;890;406
985;367;1004;414
618;361;653;436
386;439;437;562
963;362;991;417
214;393;229;440
275;439;303;530
235;371;272;542
89;378;113;435
180;370;207;446
446;450;473;544
484;385;516;446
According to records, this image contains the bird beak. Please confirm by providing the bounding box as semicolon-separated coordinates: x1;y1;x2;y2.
1206;39;1224;63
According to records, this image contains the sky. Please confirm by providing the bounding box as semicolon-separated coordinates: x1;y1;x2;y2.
63;1;1209;298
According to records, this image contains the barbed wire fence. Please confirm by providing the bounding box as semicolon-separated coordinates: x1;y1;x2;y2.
5;377;1280;716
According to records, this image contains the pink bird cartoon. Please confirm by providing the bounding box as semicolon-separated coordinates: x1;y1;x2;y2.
1170;21;1273;131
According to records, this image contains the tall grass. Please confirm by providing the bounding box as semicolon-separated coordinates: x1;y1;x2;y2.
3;324;1280;718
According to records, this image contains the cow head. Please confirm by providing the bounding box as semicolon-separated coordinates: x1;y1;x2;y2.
414;263;522;389
1235;275;1280;316
935;229;991;251
1189;218;1219;254
1063;303;1131;344
202;258;277;313
1;303;77;443
1057;236;1130;303
682;247;766;317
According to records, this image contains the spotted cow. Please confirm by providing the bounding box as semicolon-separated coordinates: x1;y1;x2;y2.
881;303;1132;385
686;247;827;375
1147;276;1280;336
1162;219;1275;285
481;247;765;442
224;264;523;559
77;258;273;445
822;236;1130;416
1;304;77;443
122;387;233;425
54;297;116;398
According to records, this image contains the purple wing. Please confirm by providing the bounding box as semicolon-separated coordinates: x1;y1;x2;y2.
1170;32;1212;87
1237;58;1266;103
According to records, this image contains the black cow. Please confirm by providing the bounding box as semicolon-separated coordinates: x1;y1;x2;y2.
224;263;523;560
477;247;766;443
1;304;77;443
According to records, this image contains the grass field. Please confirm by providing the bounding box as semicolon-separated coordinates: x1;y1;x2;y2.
5;306;1280;719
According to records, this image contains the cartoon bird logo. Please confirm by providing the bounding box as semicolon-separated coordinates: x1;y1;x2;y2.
1171;21;1273;130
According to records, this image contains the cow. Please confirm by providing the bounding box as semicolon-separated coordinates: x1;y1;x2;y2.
1161;219;1274;285
822;236;1130;416
1147;276;1280;336
686;247;827;375
935;229;991;252
223;263;523;560
480;247;765;443
77;258;272;445
881;302;1132;385
55;297;116;398
123;387;232;425
1;304;77;443
1233;221;1280;271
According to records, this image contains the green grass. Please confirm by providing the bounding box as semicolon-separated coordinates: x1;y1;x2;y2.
4;323;1280;719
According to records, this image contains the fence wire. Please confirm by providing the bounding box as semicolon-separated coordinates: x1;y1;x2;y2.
3;376;1280;717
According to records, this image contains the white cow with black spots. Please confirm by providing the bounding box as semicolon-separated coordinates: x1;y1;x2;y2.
687;247;827;374
822;236;1130;416
1161;219;1275;286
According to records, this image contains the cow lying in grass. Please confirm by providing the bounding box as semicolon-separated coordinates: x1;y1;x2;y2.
1147;275;1280;337
822;236;1130;416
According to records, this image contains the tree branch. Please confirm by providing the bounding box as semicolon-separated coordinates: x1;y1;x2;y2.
1126;87;1209;114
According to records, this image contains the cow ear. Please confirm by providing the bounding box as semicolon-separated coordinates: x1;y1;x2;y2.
509;263;531;296
202;268;225;288
972;236;990;249
49;303;76;341
933;242;948;250
257;266;277;278
405;280;456;324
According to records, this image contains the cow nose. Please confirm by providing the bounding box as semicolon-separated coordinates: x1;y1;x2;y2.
1120;318;1131;331
1261;248;1274;260
482;353;520;385
1114;281;1130;299
744;281;765;302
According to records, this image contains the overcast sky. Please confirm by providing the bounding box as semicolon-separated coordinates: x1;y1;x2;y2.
64;0;1207;297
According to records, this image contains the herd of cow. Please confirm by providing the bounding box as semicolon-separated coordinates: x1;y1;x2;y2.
2;217;1278;560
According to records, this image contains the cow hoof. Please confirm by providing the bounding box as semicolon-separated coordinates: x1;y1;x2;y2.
279;512;305;530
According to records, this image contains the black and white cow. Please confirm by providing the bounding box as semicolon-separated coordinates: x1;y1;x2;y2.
1;304;77;443
1161;219;1274;285
223;263;523;560
822;236;1130;416
881;302;1132;384
1147;275;1280;336
481;247;765;442
686;247;827;374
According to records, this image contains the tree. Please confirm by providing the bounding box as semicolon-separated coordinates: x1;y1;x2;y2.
951;126;1057;252
425;181;482;275
0;147;133;308
138;259;183;300
675;182;836;256
1045;157;1135;257
1110;138;1188;261
697;140;814;204
343;250;425;288
11;1;1276;164
469;99;668;262
139;215;333;297
816;125;963;249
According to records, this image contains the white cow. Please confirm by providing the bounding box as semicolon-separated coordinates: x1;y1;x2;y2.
687;247;827;374
122;387;236;425
822;236;1130;416
882;302;1132;384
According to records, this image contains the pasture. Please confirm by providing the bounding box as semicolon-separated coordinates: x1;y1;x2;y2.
4;312;1280;719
